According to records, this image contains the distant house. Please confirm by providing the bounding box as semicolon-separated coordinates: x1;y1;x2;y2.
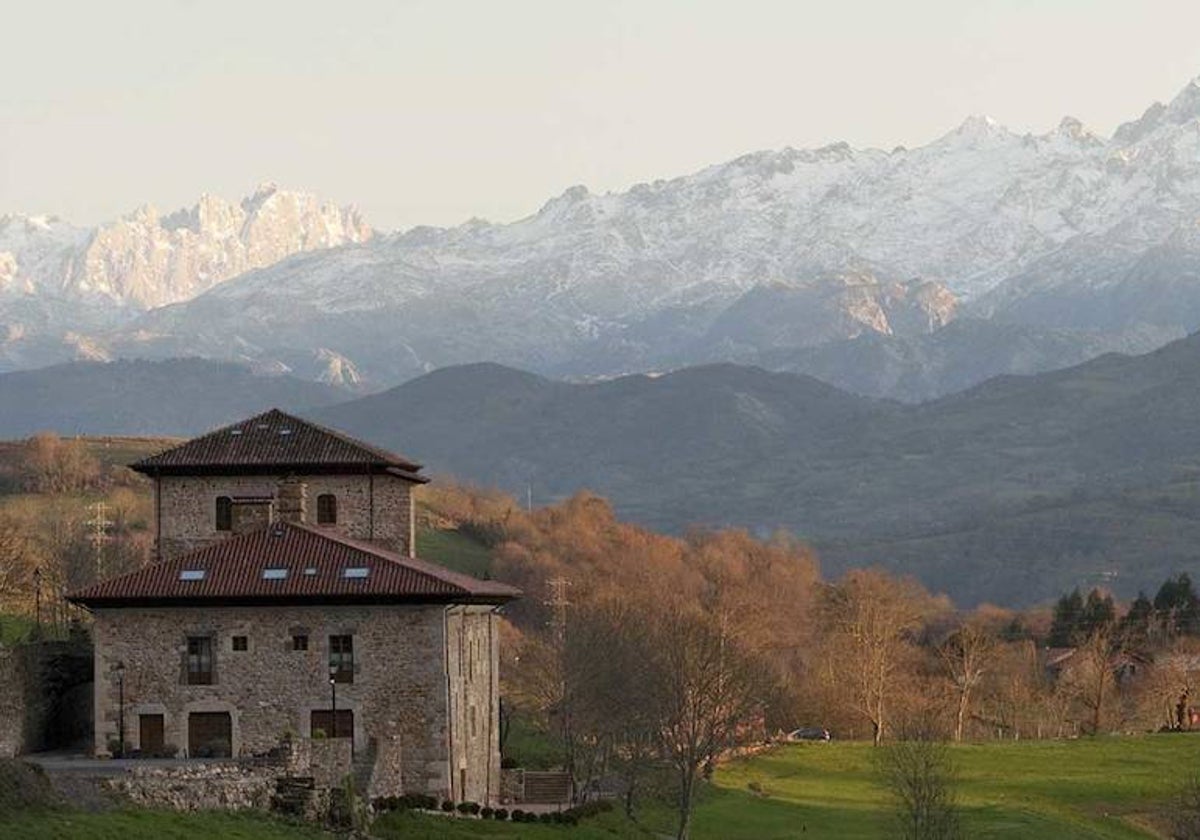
69;409;519;804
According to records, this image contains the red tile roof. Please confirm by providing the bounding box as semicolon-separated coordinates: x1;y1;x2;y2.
67;522;519;607
130;409;427;480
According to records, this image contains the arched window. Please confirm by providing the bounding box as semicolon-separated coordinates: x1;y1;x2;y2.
317;494;337;525
215;496;233;532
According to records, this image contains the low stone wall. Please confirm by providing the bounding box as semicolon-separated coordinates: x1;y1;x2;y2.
104;737;354;817
499;768;523;804
109;762;276;811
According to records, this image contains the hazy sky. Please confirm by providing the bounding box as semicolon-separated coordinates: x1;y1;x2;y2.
3;0;1200;231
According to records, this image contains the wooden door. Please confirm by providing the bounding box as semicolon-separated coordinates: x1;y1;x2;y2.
310;709;354;742
139;714;165;756
188;711;232;758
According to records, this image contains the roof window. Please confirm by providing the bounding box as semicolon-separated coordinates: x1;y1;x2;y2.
263;568;288;580
343;567;369;579
179;570;206;581
230;429;243;436
303;567;318;576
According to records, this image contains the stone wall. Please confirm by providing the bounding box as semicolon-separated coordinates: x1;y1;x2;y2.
93;603;451;798
106;737;353;815
0;645;34;758
155;473;414;560
446;606;501;804
0;640;92;757
110;762;276;811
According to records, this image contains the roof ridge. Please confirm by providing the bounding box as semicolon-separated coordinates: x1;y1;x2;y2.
67;521;519;605
129;407;425;475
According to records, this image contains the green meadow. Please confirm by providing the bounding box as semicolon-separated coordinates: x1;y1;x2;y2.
5;735;1197;838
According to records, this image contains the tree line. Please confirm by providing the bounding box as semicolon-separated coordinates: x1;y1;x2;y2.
420;482;1200;838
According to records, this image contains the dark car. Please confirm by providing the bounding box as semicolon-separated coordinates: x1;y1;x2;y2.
786;727;831;742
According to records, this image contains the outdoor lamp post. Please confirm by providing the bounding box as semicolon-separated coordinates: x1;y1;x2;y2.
115;661;126;758
33;568;42;629
329;664;338;739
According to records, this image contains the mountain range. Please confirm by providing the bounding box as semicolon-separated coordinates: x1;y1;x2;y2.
7;323;1200;607
308;334;1200;608
0;184;370;378
6;79;1200;398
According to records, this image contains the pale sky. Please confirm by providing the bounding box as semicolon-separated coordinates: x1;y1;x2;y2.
3;0;1200;231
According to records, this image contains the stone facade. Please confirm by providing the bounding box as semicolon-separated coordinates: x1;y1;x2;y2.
154;473;414;560
446;606;502;805
92;602;501;802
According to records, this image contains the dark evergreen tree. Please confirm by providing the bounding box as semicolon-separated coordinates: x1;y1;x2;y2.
1080;589;1116;637
1048;589;1084;647
1153;573;1200;637
1119;592;1154;647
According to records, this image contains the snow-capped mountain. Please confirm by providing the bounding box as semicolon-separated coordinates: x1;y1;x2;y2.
12;77;1200;394
0;185;370;370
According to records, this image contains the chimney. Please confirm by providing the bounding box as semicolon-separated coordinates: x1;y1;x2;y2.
276;477;308;525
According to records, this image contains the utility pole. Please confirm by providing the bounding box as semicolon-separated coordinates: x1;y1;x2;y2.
544;576;572;768
545;577;571;649
33;567;42;630
85;501;112;580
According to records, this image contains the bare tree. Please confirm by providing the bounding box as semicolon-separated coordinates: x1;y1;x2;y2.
877;734;961;840
938;622;995;742
1060;626;1120;735
0;516;35;611
18;433;100;494
819;570;932;745
647;607;772;840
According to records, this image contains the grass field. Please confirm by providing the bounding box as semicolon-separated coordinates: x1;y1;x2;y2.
696;735;1195;839
417;527;495;577
0;809;331;840
2;735;1196;838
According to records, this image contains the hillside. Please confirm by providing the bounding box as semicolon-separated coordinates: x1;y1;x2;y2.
314;333;1200;606
0;359;348;437
761;318;1179;402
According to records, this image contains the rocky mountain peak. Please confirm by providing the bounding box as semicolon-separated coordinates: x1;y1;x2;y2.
3;186;374;310
1166;76;1200;122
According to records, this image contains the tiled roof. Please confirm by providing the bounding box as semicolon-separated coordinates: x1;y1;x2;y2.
67;522;519;607
129;409;427;480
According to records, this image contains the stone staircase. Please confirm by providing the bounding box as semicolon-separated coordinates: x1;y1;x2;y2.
270;776;316;817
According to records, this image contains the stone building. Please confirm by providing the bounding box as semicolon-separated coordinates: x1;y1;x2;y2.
69;409;518;804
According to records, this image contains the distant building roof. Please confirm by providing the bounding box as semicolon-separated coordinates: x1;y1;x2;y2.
129;408;427;480
67;521;518;608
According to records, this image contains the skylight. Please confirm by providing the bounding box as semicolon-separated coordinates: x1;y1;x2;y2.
262;568;288;580
303;567;318;576
179;570;205;581
343;567;370;579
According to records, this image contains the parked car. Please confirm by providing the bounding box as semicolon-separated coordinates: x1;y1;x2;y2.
785;727;831;742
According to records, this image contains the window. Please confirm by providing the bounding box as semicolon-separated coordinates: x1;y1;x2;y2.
317;493;337;525
293;634;308;651
329;635;354;683
232;635;247;652
215;496;232;531
186;636;213;685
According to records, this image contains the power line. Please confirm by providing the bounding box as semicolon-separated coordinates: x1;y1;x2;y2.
85;500;113;580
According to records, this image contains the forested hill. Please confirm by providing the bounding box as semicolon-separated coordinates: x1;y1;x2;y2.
0;359;347;437
314;333;1200;606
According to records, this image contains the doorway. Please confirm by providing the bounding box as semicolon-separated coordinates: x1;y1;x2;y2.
187;711;232;758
